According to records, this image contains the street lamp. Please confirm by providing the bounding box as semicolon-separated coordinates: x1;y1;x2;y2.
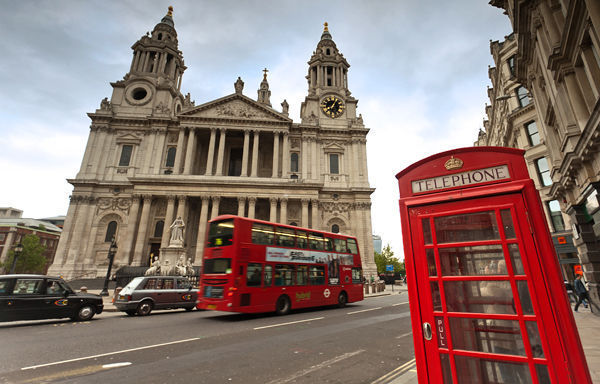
9;243;23;274
100;237;118;296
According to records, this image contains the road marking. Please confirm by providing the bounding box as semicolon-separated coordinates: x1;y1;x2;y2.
253;317;324;330
266;349;365;384
371;358;417;384
347;307;382;314
395;331;413;339
21;338;200;371
102;362;132;369
392;301;409;306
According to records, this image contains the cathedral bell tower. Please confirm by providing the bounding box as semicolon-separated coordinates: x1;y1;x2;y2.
108;6;187;116
300;23;358;128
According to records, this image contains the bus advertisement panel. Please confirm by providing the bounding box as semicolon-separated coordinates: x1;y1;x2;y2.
197;215;364;315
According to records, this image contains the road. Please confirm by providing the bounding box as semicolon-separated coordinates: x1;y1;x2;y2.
0;294;414;384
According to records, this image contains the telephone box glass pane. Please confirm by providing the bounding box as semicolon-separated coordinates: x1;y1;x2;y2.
427;249;437;276
517;281;534;315
454;356;532;384
439;245;506;276
449;318;525;356
431;282;442;311
435;211;500;243
508;244;525;275
500;209;516;239
440;353;453;383
535;365;551;384
422;218;432;244
526;321;545;358
444;281;516;314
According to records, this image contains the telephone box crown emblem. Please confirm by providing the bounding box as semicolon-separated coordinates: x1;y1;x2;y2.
444;156;464;170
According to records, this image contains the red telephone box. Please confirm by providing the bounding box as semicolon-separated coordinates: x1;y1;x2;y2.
396;147;591;383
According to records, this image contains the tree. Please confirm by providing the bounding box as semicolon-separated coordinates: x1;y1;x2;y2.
1;234;47;274
374;244;405;275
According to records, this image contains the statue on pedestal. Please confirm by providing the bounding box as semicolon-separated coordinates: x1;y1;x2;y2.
169;216;185;247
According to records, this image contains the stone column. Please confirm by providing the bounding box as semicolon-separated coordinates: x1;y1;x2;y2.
564;71;591;130
281;132;290;178
272;131;280;178
237;196;246;217
152;128;167;174
251;130;260;177
280;198;288;225
215;128;227;176
241;129;250;177
210;196;221;219
0;228;17;265
301;199;309;227
183;128;196;174
352;139;360;184
142;130;157;174
248;197;257;219
580;47;600;98
161;196;177;248
73;197;97;268
47;195;80;272
205;128;217;176
132;195;152;266
311;199;319;229
118;194;141;265
361;139;369;181
585;0;600;48
90;128;107;178
301;137;308;180
77;127;98;178
195;195;210;263
270;197;278;222
311;137;318;180
173;128;186;174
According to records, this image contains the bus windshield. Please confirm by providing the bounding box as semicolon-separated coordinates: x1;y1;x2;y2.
204;258;232;274
207;219;234;247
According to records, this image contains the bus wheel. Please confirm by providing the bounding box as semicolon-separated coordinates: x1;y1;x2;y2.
275;295;291;315
337;292;348;308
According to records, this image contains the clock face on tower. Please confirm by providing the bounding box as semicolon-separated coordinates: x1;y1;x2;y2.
320;96;345;118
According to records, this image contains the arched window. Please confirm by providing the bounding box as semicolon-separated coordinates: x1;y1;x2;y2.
154;220;164;238
331;224;339;233
290;222;298;227
291;153;299;172
105;221;117;242
157;33;163;40
165;147;176;167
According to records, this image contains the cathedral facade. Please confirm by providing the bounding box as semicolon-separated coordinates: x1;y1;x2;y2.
48;8;377;280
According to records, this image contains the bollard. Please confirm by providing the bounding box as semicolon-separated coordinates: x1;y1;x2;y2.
371;282;377;293
364;283;370;294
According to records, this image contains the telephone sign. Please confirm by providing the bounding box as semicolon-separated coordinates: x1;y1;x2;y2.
396;147;591;384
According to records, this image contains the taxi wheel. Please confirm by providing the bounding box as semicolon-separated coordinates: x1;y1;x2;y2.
73;305;95;321
125;310;136;316
137;300;153;316
275;295;291;316
337;292;348;308
185;306;194;312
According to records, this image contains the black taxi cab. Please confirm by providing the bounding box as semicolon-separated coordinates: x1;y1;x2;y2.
0;274;104;322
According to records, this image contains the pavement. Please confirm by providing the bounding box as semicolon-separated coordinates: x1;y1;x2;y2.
87;284;600;383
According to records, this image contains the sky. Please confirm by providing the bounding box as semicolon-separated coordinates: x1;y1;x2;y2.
0;1;512;261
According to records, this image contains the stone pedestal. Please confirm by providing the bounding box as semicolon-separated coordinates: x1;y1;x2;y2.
159;246;187;275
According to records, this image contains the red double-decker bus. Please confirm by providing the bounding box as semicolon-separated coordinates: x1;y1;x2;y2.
197;215;364;315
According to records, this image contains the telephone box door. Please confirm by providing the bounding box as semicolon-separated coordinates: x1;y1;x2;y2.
410;193;565;383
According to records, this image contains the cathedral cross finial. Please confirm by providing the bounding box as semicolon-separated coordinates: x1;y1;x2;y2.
167;6;173;17
323;22;329;32
263;68;269;80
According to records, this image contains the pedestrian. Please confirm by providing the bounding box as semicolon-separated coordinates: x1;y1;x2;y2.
574;274;591;312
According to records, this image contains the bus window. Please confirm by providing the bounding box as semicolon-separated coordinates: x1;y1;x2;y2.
264;265;273;286
324;237;334;251
275;227;295;247
334;238;348;253
309;232;325;250
247;263;262;286
207;219;234;247
204;258;232;274
352;268;362;284
297;266;308;285
275;265;294;286
296;230;308;249
309;266;325;285
347;239;358;254
252;223;275;245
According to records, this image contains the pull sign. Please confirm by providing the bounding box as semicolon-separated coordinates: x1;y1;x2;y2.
436;317;447;348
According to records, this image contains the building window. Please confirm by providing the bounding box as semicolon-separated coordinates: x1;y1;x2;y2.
507;55;515;76
0;234;5;242
329;154;339;174
165;147;176;167
516;86;530;108
154;220;164;238
331;224;340;233
118;145;133;166
105;221;117;242
290;153;299;173
548;200;565;231
535;158;552;187
525;121;540;146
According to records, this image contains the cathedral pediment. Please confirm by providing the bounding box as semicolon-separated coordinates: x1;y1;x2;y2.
179;94;291;123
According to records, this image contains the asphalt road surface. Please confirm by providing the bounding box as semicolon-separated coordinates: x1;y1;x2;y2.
0;294;414;384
